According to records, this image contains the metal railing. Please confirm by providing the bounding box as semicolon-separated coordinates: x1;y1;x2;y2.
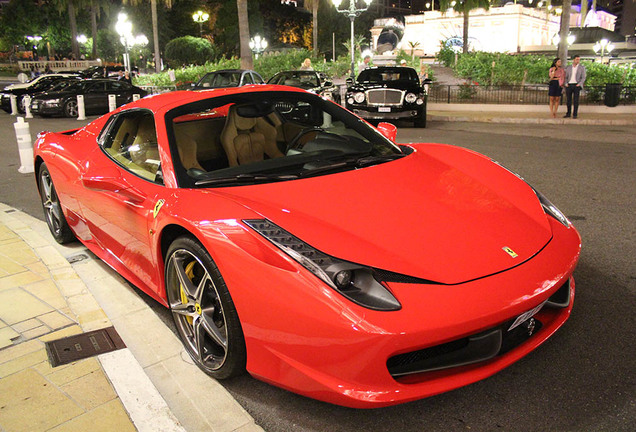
427;84;636;106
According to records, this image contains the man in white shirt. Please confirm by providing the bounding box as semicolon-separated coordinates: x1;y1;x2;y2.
563;55;586;119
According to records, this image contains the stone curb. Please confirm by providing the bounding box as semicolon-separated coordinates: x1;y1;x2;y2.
427;113;636;126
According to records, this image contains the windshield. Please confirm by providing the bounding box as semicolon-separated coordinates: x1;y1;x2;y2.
166;91;403;188
274;72;319;89
357;68;418;84
46;80;78;92
198;72;242;88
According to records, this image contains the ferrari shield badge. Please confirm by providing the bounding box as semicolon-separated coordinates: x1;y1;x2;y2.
153;199;165;219
502;246;518;258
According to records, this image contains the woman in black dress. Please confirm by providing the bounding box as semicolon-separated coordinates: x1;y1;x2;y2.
548;58;565;118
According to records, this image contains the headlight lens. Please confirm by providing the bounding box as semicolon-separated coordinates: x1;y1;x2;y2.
353;92;365;103
532;188;570;227
405;93;417;103
43;98;61;105
244;219;402;311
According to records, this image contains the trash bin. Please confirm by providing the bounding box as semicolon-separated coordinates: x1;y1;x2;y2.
604;83;622;107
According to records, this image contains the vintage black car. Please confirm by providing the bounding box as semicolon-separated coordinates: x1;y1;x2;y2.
345;66;427;127
30;79;147;118
1;74;81;113
267;70;340;103
191;69;264;89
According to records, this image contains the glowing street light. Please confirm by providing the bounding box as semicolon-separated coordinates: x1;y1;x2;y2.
116;13;146;73
593;38;615;64
332;0;374;78
249;35;268;59
552;33;575;47
192;10;209;36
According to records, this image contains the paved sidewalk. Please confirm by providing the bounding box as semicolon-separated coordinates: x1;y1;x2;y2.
427;103;636;125
0;207;140;431
0;203;264;432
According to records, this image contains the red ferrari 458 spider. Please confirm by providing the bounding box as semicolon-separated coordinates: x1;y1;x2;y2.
34;85;581;408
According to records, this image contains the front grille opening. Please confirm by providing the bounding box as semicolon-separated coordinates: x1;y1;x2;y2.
546;279;571;308
387;318;542;379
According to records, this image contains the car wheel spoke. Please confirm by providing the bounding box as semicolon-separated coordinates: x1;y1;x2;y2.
200;309;227;350
171;254;198;299
170;302;196;318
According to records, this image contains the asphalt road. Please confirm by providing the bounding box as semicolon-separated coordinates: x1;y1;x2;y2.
1;113;634;431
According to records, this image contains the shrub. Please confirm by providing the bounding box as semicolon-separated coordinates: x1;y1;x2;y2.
164;36;216;68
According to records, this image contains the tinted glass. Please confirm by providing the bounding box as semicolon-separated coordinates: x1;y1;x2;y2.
357;68;419;83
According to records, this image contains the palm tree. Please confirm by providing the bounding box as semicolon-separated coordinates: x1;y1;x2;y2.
89;0;110;59
123;0;173;73
305;0;319;53
237;0;252;70
557;0;572;66
407;40;420;61
52;0;82;59
439;0;491;54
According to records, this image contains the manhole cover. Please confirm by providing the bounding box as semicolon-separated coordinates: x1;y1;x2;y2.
45;326;126;367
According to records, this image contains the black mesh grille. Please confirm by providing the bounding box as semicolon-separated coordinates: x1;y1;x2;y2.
367;89;403;105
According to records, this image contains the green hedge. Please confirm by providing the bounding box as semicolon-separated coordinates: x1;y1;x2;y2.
437;50;636;87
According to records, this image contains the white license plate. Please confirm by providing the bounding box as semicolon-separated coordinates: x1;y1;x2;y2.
508;301;547;331
378;107;391;113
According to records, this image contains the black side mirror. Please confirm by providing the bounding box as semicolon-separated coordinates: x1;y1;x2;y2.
324;81;333;87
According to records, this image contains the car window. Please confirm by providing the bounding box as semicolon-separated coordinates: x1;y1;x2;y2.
100;110;162;183
165;91;402;188
106;81;127;91
86;82;106;92
243;73;254;85
358;68;419;83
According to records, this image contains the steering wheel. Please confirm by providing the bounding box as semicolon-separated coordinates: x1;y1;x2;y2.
286;127;324;153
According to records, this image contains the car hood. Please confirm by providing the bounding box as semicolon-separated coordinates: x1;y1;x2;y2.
217;145;552;284
4;82;30;91
32;90;76;100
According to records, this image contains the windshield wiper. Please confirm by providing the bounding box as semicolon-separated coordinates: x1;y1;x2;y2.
195;173;298;187
355;154;406;167
300;154;406;178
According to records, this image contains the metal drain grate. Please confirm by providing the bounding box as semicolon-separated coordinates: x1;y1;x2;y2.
45;326;126;367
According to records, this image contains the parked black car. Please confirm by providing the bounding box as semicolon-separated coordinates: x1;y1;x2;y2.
30;79;147;118
267;70;341;103
191;69;264;89
1;74;81;113
345;66;427;127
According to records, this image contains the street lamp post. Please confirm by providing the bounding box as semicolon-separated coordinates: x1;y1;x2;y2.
192;10;209;37
332;0;373;78
593;38;614;64
249;35;267;59
116;13;147;74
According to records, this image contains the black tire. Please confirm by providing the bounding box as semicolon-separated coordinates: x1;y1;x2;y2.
63;99;78;118
38;163;75;244
165;236;246;379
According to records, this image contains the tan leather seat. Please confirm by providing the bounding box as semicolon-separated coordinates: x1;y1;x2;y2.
174;130;204;171
129;115;160;174
220;105;284;167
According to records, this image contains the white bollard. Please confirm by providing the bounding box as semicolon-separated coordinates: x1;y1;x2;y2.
132;93;140;102
10;94;18;115
13;117;34;174
77;94;86;120
24;95;33;119
108;94;117;112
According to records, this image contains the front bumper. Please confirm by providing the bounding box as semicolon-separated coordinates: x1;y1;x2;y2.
30;100;63;116
211;216;581;408
348;105;423;121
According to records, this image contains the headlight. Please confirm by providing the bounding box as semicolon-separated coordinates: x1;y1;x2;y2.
43;99;61;105
353;92;365;103
405;93;417;103
244;219;402;311
532;188;570;227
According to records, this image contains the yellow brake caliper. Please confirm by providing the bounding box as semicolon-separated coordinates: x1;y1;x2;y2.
181;261;196;325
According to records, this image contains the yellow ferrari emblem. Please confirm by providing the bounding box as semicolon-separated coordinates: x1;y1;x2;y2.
153;199;165;219
502;246;518;258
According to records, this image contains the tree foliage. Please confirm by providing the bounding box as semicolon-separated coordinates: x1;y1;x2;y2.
164;36;216;67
